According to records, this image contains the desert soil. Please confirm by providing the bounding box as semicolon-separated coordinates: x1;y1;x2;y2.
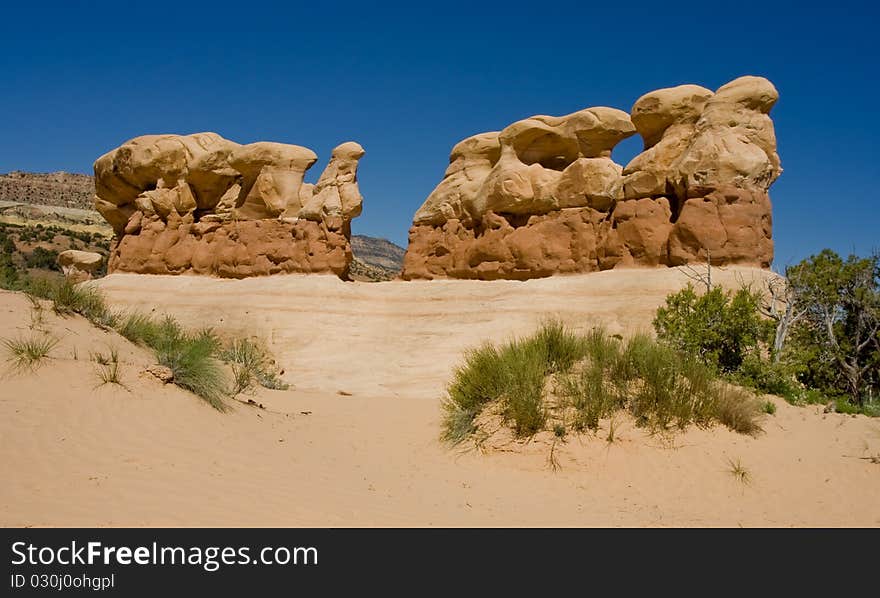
1;267;878;526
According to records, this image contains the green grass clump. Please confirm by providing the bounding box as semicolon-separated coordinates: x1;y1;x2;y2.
91;347;125;388
3;334;59;371
116;312;165;346
150;322;229;411
219;338;289;394
443;322;765;444
442;321;586;442
49;279;109;323
99;312;230;410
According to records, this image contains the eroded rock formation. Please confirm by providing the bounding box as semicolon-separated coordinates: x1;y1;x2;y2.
402;75;780;280
57;250;103;282
93;133;364;279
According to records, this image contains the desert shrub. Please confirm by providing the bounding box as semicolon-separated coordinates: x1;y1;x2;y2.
526;319;588;374
0;252;19;289
443;343;508;442
2;333;59;371
498;337;548;436
152;324;228;411
732;354;799;398
444;323;763;443
25;246;59;271
560;332;759;435
219;338;289;393
443;322;580;442
653;284;765;373
785;249;879;408
713;385;763;435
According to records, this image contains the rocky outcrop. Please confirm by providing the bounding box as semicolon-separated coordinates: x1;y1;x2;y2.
57;250;104;282
93;133;364;279
0;171;94;209
402;76;780;280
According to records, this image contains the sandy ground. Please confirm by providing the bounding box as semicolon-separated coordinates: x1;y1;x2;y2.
1;267;879;527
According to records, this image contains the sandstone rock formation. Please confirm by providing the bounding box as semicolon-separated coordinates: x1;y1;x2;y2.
93;133;365;279
402;76;781;280
57;249;104;282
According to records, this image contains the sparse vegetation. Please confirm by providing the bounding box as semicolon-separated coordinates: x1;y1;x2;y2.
154;326;229;411
559;331;762;436
115;312;163;346
654;252;880;417
3;334;59;371
49;278;110;323
92;347;125;388
115;313;229;410
762;400;777;415
219;338;289;394
442;322;763;444
25;247;60;271
26;294;46;330
0;221;109;287
727;458;752;485
2;271;286;411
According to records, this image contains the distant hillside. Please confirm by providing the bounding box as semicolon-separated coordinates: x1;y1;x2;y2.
0;171;94;209
0;171;406;280
351;235;405;273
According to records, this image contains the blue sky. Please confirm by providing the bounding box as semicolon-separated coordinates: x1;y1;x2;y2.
1;1;877;266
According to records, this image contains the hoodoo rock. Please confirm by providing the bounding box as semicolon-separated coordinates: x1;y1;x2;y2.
57;250;104;282
401;75;780;280
93;133;365;279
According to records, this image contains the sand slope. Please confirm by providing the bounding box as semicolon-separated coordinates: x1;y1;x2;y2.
2;268;879;527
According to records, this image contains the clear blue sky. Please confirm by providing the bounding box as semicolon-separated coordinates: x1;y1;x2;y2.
1;1;877;267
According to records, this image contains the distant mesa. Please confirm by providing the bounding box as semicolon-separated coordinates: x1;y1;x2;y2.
401;75;780;280
93;133;365;279
0;171;94;209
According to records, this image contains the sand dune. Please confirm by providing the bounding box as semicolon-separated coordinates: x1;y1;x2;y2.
2;267;879;527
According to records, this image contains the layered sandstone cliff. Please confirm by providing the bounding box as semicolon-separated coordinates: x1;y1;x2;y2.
93;133;364;279
401;76;780;280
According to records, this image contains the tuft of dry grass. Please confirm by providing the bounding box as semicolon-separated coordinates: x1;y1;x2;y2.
727;457;752;485
91;347;126;389
3;334;59;371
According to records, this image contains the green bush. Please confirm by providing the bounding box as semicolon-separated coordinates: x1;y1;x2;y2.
653;284;766;373
25;247;60;271
732;354;799;398
0;253;19;288
785;249;879;408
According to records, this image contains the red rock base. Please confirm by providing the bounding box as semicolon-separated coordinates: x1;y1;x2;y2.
109;213;352;279
401;188;772;280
